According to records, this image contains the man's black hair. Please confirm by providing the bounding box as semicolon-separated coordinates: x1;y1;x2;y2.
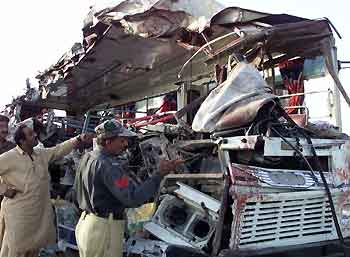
0;115;9;123
14;124;27;146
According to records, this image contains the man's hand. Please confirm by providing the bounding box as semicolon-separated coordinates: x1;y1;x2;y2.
4;187;18;199
80;133;95;144
75;133;95;147
158;159;184;177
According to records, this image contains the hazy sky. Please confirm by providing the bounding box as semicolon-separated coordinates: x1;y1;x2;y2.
1;0;348;112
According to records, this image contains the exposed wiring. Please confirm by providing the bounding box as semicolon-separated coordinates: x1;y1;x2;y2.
278;106;350;256
271;127;319;184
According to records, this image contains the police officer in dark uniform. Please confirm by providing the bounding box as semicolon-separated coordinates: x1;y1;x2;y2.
74;119;182;257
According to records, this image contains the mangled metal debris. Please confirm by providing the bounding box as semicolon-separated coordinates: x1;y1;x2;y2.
145;182;220;248
192;62;277;132
3;1;350;257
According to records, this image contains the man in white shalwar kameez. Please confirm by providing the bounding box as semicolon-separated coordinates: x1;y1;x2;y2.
0;123;93;257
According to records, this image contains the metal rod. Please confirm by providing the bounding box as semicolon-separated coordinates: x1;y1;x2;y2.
278;90;329;99
268;53;276;94
82;111;91;133
212;175;230;256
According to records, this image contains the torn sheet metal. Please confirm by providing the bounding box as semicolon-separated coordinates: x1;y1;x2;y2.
332;141;350;186
36;43;85;89
139;135;179;175
206;20;333;67
210;7;270;26
174;182;221;212
230;163;333;189
119;10;200;38
35;3;335;114
42;24;194;113
192;62;277;132
178;19;345;109
200;19;350;109
91;0;223;34
210;7;306;27
337;189;350;238
144;182;220;249
221;136;350;187
125;237;169;257
35;0;226;113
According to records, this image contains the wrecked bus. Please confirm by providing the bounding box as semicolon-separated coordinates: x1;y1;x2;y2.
30;3;350;257
120;14;350;257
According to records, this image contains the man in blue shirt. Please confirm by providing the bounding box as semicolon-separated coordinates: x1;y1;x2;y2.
75;119;182;257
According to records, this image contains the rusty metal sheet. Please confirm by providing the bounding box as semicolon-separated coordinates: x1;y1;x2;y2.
229;163;259;187
332;141;350;186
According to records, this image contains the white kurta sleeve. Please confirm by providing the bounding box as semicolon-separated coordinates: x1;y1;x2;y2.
0;151;11;176
0;151;13;194
44;138;76;163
